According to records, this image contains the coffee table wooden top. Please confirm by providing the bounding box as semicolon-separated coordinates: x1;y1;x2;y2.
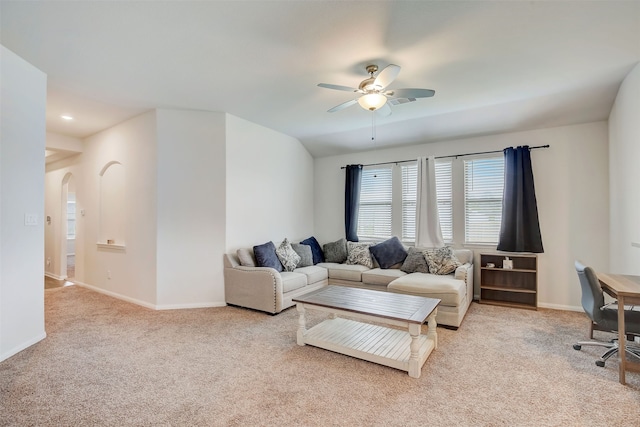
293;285;440;324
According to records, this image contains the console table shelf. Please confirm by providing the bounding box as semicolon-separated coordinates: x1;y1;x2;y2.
479;253;538;310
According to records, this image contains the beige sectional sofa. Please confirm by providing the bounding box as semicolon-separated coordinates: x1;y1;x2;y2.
223;243;474;329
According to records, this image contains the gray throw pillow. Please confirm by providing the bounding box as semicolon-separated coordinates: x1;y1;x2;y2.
369;236;408;269
275;238;301;272
323;238;348;263
236;248;256;267
253;241;283;272
346;241;373;268
423;246;461;275
291;243;313;267
400;246;430;274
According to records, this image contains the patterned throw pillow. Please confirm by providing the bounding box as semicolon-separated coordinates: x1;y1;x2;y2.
346;241;373;268
275;238;301;272
323;238;348;263
423;246;462;275
400;247;430;274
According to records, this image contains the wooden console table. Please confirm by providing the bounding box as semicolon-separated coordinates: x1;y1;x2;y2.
596;272;640;385
293;286;439;378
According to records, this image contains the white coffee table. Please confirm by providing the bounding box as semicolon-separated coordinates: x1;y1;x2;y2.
293;285;440;378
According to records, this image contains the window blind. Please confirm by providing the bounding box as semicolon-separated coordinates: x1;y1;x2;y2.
401;163;417;242
435;159;453;242
464;157;504;244
357;167;392;240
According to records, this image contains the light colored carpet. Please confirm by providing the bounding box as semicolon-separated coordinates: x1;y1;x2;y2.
1;285;639;426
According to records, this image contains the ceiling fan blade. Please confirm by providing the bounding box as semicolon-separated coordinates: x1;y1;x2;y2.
376;102;392;117
373;64;401;90
388;98;416;106
327;99;358;113
386;88;435;99
318;83;361;92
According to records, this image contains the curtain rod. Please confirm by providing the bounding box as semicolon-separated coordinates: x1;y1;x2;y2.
340;144;550;169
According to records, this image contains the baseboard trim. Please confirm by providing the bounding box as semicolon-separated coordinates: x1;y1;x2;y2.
538;302;583;312
155;302;227;310
0;332;47;363
74;281;227;311
45;272;66;281
74;281;157;310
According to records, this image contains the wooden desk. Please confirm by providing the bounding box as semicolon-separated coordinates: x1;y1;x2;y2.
596;273;640;385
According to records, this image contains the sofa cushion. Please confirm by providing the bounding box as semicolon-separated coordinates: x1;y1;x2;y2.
324;238;348;263
300;236;324;265
291;243;313;267
317;262;369;282
275;238;301;272
294;265;328;285
236;248;256;267
423;246;462;275
400;247;430;274
369;236;408;269
280;272;307;293
253;241;283;272
388;273;465;306
362;268;407;286
346;241;373;268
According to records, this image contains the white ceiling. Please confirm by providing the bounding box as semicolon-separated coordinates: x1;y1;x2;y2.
2;1;639;158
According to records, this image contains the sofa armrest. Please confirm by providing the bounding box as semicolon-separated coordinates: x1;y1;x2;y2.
455;262;474;306
224;265;285;314
455;263;471;281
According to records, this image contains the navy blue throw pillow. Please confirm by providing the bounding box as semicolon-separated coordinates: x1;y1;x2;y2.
253;241;283;272
300;236;324;264
369;236;408;269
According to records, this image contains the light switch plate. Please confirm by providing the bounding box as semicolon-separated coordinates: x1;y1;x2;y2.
24;213;38;226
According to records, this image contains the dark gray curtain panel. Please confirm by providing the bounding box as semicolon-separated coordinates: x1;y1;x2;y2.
344;164;363;242
497;146;544;253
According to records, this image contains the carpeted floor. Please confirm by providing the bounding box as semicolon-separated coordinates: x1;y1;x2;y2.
1;285;639;426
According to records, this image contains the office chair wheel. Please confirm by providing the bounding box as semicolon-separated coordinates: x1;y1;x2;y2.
595;360;605;367
573;344;581;350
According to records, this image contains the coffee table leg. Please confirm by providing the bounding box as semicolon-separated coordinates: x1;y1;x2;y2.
427;308;438;349
296;303;307;346
408;323;421;378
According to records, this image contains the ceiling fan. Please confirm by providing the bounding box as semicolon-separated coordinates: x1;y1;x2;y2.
317;64;435;116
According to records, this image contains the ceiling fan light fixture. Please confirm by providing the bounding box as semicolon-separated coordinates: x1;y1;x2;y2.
358;93;387;111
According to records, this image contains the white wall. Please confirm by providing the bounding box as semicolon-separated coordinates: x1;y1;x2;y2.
80;111;158;307
314;121;610;310
0;46;47;361
155;109;226;308
225;114;315;252
609;63;640;275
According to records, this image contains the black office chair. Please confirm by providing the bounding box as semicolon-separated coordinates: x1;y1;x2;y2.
573;261;640;367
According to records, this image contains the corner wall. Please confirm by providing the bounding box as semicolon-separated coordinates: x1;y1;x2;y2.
155;109;226;308
609;63;640;274
0;46;47;361
80;111;158;307
314;121;609;311
225;114;315;252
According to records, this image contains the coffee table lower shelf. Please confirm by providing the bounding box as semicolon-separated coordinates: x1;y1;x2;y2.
300;316;436;377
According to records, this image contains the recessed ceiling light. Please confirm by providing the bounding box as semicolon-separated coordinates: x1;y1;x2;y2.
61;115;74;121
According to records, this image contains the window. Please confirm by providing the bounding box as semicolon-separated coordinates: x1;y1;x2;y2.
435;159;453;242
401;163;417;242
67;193;76;239
357;167;392;240
464;157;504;244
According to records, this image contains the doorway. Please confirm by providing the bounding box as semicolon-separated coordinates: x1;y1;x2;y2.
61;174;76;280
